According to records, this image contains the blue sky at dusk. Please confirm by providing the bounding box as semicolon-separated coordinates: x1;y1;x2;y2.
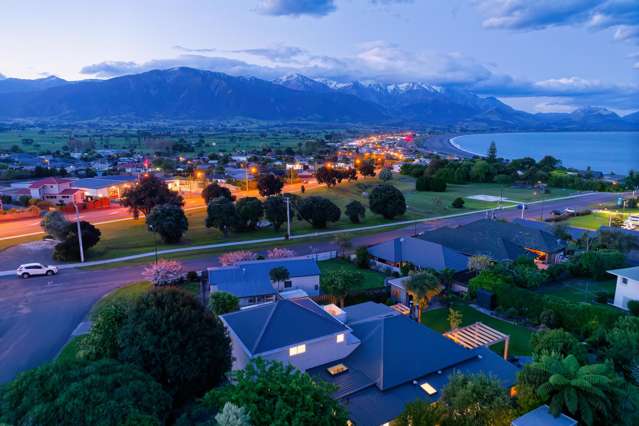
0;0;637;113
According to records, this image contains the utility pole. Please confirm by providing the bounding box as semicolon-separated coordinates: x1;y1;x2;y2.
285;196;291;239
72;201;85;263
148;224;158;264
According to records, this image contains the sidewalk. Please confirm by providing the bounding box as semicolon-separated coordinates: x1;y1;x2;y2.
0;191;598;276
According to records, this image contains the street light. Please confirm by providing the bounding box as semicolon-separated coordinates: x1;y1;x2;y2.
245;165;257;194
148;224;158;264
71;201;85;263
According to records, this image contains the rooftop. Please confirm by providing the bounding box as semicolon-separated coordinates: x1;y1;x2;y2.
512;405;577;426
608;265;639;281
368;236;469;271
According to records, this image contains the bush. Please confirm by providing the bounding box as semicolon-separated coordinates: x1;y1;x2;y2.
539;309;558;328
355;246;369;269
209;291;240;315
369;184;406;219
415;176;446;192
345;200;366;224
628;300;639;316
53;221;101;261
186;270;199;282
146;203;189;244
451;197;465;208
468;270;510;297
569;249;625;280
594;291;610;304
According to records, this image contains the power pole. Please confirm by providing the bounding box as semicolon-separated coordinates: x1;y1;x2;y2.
72;201;85;263
285;196;291;239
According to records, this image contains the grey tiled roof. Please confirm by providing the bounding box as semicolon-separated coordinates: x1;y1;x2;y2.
368;237;469;271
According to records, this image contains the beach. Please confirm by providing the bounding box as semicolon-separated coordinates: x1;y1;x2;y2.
417;134;475;158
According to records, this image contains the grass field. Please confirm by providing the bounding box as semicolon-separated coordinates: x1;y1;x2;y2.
536;278;617;307
318;258;386;291
422;304;533;356
567;209;639;230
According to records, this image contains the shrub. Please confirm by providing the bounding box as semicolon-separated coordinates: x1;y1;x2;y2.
468;270;510;297
345;200;366;224
569;249;625;280
186;270;199;282
451;197;465;208
594;291;610;304
355;246;369;269
369;184;406;219
539;309;558;328
53;221;101;261
628;300;639;316
146;203;189;244
209;291;240;315
415;176;446;192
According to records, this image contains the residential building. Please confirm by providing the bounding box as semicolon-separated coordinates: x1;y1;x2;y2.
367;236;469;273
221;298;519;425
417;219;566;265
208;257;321;307
609;266;639;310
511;405;577;426
71;175;137;199
28;177;83;204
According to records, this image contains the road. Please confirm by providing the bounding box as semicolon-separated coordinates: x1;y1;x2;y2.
0;191;618;383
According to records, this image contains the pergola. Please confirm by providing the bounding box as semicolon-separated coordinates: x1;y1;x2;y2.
444;322;511;360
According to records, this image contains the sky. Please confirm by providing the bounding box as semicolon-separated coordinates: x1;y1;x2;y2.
0;0;637;114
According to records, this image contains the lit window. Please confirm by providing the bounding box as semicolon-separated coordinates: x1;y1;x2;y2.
336;333;345;343
420;382;437;395
327;363;349;376
289;344;306;356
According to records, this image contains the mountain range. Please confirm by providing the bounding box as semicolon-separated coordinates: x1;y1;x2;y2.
0;67;636;130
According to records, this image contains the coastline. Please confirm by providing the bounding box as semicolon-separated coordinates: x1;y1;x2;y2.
418;133;478;159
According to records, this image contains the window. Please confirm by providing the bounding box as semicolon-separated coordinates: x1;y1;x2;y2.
622;277;628;285
336;333;345;343
420;382;437;395
284;280;292;288
289;344;306;357
327;363;348;376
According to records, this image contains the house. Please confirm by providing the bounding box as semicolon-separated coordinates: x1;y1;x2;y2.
28;177;83;205
608;266;639;310
208;257;321;307
417;219;566;265
221;298;519;425
511;405;577;426
512;218;594;241
367;236;469;273
71;175;137;199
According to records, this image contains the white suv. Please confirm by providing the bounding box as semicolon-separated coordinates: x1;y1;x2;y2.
16;263;58;279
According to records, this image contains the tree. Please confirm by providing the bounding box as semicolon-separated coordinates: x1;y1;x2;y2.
320;268;363;307
80;302;129;360
118;288;232;402
451;197;465;208
204;358;347;426
0;359;172;426
215;402;252;426
296;196;341;228
234;197;263;231
438;267;457;293
219;250;257;266
611;214;624;227
142;259;184;286
263;195;287;231
468;255;492;273
395;400;446;426
146;203;189;244
596;316;639;381
531;329;587;363
333;234;352;256
519;354;630;426
315;166;337;187
202;182;235;203
440;372;513;426
267;247;295;258
470;160;492;182
487;141;497;162
355;246;370;269
209;291;240;315
269;266;290;291
345;200;366;223
257;174;283;197
594;230;639;252
378;168;392;181
40;210;70;240
448;308;462;330
369;184;406;219
122;174;183;219
206;197;237;237
53;221;101;261
358;160;375;177
405;272;441;323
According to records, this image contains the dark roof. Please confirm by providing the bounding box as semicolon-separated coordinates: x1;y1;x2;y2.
417;219;565;261
221;298;349;355
512;405;577;426
208;257;320;298
343;302;399;325
608;266;639;281
512;219;593;241
72;176;137;189
368;237;469;271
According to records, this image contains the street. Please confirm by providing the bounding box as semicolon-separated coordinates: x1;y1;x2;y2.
0;191;619;383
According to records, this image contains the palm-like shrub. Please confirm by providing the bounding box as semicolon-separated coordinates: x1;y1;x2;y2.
405;272;441;323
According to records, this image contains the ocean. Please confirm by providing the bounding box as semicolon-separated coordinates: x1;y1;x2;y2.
451;131;639;175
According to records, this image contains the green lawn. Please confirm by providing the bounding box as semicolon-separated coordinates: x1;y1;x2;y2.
537;278;617;306
318;258;386;291
57;335;87;362
422;304;533;356
90;280;152;318
567;209;638;230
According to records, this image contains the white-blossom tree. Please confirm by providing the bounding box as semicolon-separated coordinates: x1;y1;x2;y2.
218;250;258;266
142;259;184;286
266;248;295;259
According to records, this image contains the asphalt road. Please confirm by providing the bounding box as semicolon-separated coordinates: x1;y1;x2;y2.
0;191;618;383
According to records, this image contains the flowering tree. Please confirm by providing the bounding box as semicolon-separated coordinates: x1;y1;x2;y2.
219;250;257;266
266;248;295;259
143;259;184;286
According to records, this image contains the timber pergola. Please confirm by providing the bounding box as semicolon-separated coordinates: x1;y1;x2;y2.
444;322;510;360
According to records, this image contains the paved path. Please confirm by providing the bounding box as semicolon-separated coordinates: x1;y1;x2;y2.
0;191;619;383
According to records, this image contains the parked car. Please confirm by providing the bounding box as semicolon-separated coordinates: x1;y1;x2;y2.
517;204;527;210
563;208;576;215
16;263;58;279
624;215;639;230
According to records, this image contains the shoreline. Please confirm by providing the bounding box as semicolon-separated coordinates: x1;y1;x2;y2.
417;133;478;159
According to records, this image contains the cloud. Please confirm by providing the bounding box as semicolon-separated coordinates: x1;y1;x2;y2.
255;0;336;17
79;42;638;111
0;72;5;80
628;52;639;68
477;0;639;43
172;45;217;53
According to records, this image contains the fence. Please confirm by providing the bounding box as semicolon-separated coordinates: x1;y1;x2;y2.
0;207;41;222
61;198;111;213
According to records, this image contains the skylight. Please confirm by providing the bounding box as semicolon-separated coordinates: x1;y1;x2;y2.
420;382;437;395
327;363;349;376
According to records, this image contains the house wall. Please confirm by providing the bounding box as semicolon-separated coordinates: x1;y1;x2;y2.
272;275;320;296
259;332;359;372
228;329;252;371
613;275;639;310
